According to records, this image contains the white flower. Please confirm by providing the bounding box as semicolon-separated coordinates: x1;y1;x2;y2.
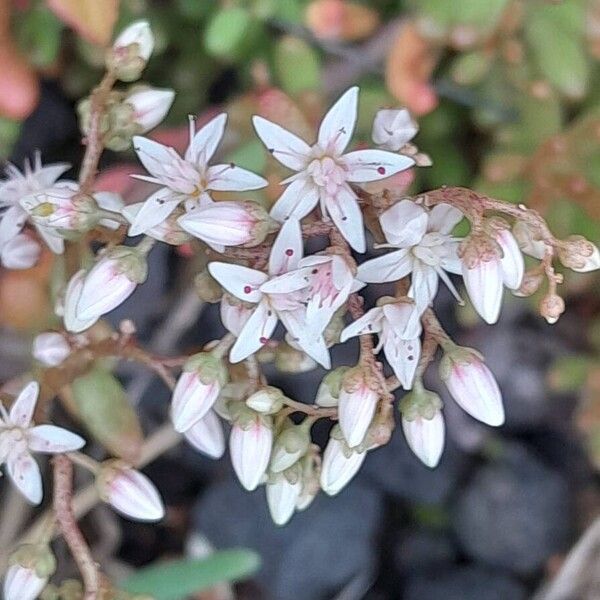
63;270;100;333
126;87;174;133
341;299;421;390
253;86;414;252
32;332;70;366
320;433;366;496
129;113;267;235
402;411;445;468
183;410;225;459
0;382;85;504
0;233;40;269
266;473;302;526
440;347;504;426
208;219;331;368
4;563;47;600
512;221;546;260
372;108;418;151
97;461;165;522
357;200;464;315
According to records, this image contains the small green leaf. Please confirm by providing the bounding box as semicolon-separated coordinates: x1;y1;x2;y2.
121;550;261;600
274;36;320;94
204;7;263;62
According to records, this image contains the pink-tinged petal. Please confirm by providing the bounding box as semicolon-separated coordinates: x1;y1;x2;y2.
0;205;27;245
229;417;273;491
259;268;310;294
171;371;220;432
207;163;267;191
7;451;42;504
229;299;278;363
270;178;320;223
183;410;225;459
106;466;165;522
63;270;99;333
402;411;445;468
9;381;39;428
357;248;412;283
128;88;174;132
220;293;253;337
384;335;421;390
252;116;311;171
132;135;178;179
496;229;524;290
4;563;48;600
382;302;421;339
325;188;366;253
340;307;384;342
128;187;182;236
186;113;227;165
343;149;414;183
318;86;358;155
338;382;378;448
320;437;366;496
427;203;464;235
268;218;303;276
208;262;267;302
409;263;439;314
1;234;41;269
27;425;85;453
462;258;503;324
380;199;427;247
279;309;331;369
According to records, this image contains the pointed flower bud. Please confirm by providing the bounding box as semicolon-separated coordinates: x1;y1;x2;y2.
171;352;228;432
245;386;285;414
295;453;320;511
315;366;351;407
512;268;544;298
63;270;100;333
512;220;546;259
266;465;302;526
540;292;565;324
440;346;504;426
4;543;56;600
338;367;379;448
460;233;504;324
126;87;174;133
320;426;366;496
1;234;40;269
32;332;70;366
76;245;148;321
108;20;154;81
270;419;312;473
372;108;418;151
183;410;225;459
229;407;273;491
123;203;191;245
96;460;165;522
487;219;524;290
399;383;445;468
558;235;600;273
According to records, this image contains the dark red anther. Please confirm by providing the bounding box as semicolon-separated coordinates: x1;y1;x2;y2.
243;285;252;294
377;166;386;175
285;248;294;256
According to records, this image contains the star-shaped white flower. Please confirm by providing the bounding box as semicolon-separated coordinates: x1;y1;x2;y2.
129;113;268;236
252;87;414;253
0;382;85;504
208;219;331;368
0;153;70;256
357;200;464;315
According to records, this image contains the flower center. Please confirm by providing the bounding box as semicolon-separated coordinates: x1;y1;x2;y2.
306;157;347;195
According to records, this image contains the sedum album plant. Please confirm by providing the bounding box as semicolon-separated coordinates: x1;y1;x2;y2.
1;19;599;598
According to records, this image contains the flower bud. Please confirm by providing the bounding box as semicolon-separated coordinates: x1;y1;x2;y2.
338;367;379;448
96;460;165;521
126;87;174;133
4;543;56;600
246;386;285;414
270;419;311;473
440;346;504;426
266;467;302;526
183;410;225;459
1;234;40;269
274;341;318;373
372;108;418;151
492;224;524;290
177;200;271;252
107;20;154;81
63;270;100;333
123;203;191;245
320;426;366;496
558;235;600;273
32;332;70;366
315;366;350;407
512;268;544;298
512;221;546;259
399;384;444;468
540;292;565;325
171;352;228;432
229;408;273;491
76;246;148;321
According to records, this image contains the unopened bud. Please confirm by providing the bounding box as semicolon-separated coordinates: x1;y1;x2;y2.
540;292;565;324
126;87;174;133
558;235;600;273
63;270;100;333
270;419;311;473
315;366;350;407
320;426;366;496
107;20;154;81
512;220;546;260
372;108;418;151
513;268;544;297
183;410;225;459
246;386;285;414
275;342;318;373
266;465;302;526
32;332;70;366
4;543;55;600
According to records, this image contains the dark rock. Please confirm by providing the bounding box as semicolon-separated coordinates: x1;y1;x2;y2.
452;443;570;575
403;565;527;600
393;529;457;576
192;479;383;600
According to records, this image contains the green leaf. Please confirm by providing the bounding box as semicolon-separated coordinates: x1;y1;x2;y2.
204;7;263;62
274;36;320;94
121;550;261;600
14;6;63;67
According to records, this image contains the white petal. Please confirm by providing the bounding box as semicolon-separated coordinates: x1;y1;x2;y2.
409;263;439;314
171;371;219;432
462;259;503;324
37;225;64;254
27;425;85;453
186;113;227;165
343;149;414;183
427;203;464;235
259;268;310;294
128;188;182;236
279;309;331;369
372;108;418;150
9;381;39;428
128;88;174;132
266;477;301;526
384;335;421;390
325;187;366;253
402;411;445;468
113;20;154;60
63;270;99;333
320;438;366;496
252;116;311;171
268;217;304;276
4;564;47;600
183;410;225;459
381;302;421;339
318;86;358;155
207;163;267;191
1;234;40;269
106;467;165;521
496;229;524;290
0;205;27;245
340;307;384;342
35;162;71;187
357;248;412;283
133;136;180;179
229;299;278;363
269;177;320;223
229;419;273;491
380;199;428;247
338;385;378;448
207;262;267;303
6;451;42;504
32;332;70;366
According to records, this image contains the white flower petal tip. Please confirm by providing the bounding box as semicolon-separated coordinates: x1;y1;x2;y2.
4;564;48;600
127;88;175;132
63;270;100;333
113;21;154;59
32;332;70;367
494;228;524;290
97;461;165;522
266;475;302;526
372;108;418;151
338;368;379;448
110;20;155;80
402;412;445;468
440;348;505;427
462;257;503;325
229;414;273;491
183;410;225;459
320;435;366;496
